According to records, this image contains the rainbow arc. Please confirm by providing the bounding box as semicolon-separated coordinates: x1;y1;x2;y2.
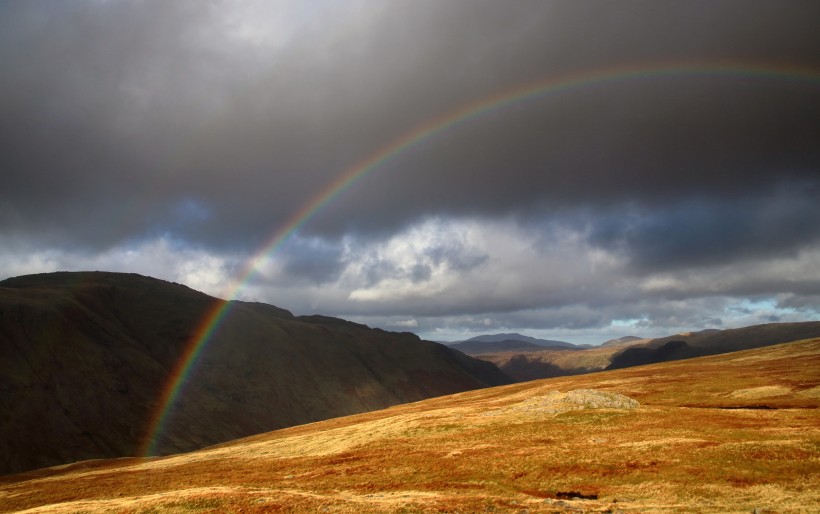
140;61;820;456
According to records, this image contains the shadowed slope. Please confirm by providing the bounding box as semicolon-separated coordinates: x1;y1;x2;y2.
606;322;820;370
0;272;509;475
1;338;817;513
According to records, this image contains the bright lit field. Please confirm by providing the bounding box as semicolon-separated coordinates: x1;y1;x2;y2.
2;339;818;513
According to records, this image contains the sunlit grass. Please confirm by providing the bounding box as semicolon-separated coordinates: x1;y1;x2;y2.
2;338;818;513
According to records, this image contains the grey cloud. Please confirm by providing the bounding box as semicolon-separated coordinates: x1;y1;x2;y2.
1;0;818;343
348;295;778;343
399;293;815;343
322;77;819;239
363;260;397;287
426;241;489;273
778;294;820;311
587;182;820;273
409;264;433;283
271;237;348;286
348;228;489;289
2;0;818;253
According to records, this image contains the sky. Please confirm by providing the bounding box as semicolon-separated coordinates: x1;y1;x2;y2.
1;0;819;344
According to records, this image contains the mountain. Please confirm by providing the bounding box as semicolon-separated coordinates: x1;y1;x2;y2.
3;337;817;513
0;271;509;475
600;335;643;347
472;322;820;382
458;333;577;348
447;338;571;355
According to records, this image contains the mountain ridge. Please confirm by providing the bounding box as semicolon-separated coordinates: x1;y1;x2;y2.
470;321;820;382
449;333;578;348
0;271;509;475
600;335;643;347
447;339;578;355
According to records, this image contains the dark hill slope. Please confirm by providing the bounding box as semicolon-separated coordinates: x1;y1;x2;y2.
0;272;509;475
607;322;820;370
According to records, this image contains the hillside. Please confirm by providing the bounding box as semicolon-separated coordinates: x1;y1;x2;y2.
476;322;820;382
0;272;509;475
1;338;818;513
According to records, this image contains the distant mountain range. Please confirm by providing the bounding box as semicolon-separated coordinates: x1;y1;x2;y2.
447;333;583;355
466;323;820;382
464;333;578;347
606;324;820;370
0;271;509;475
600;335;644;347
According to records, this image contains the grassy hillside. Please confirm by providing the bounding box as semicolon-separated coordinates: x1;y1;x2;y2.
2;337;817;513
0;272;508;475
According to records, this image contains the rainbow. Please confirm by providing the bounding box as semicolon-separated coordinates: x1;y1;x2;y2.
139;61;820;456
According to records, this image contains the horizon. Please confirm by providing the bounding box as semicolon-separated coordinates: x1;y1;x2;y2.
1;267;815;347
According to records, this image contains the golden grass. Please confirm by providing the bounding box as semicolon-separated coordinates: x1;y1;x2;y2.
2;338;819;513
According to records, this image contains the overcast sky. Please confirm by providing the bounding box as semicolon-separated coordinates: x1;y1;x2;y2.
2;0;819;344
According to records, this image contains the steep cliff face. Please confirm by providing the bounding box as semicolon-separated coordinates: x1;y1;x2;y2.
0;272;509;475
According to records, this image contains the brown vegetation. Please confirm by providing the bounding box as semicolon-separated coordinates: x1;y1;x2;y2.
2;338;818;513
478;343;634;381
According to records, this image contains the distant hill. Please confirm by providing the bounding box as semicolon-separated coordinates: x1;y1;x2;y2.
0;271;509;475
456;333;577;348
472;322;820;381
600;335;643;347
606;322;820;370
448;339;577;355
606;339;694;369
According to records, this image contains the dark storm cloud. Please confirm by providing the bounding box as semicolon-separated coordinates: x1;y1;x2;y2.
587;181;820;272
273;236;348;286
2;0;819;254
328;76;819;237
